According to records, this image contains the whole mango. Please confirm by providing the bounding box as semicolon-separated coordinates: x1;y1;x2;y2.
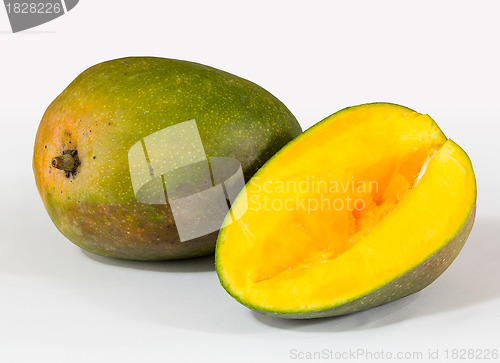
33;57;302;260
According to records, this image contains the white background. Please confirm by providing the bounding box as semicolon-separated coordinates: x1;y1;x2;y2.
1;1;499;362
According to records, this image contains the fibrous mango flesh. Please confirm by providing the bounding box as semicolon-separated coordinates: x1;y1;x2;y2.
216;103;476;318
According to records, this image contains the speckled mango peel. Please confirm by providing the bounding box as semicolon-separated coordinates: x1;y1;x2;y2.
33;57;302;260
215;103;476;318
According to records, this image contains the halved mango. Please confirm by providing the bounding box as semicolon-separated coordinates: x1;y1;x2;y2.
215;103;476;318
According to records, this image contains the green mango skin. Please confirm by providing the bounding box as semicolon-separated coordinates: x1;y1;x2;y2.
33;57;302;260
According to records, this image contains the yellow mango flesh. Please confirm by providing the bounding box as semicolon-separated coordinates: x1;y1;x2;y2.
216;103;476;314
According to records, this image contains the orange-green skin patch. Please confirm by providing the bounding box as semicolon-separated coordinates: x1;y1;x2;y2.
33;57;302;260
